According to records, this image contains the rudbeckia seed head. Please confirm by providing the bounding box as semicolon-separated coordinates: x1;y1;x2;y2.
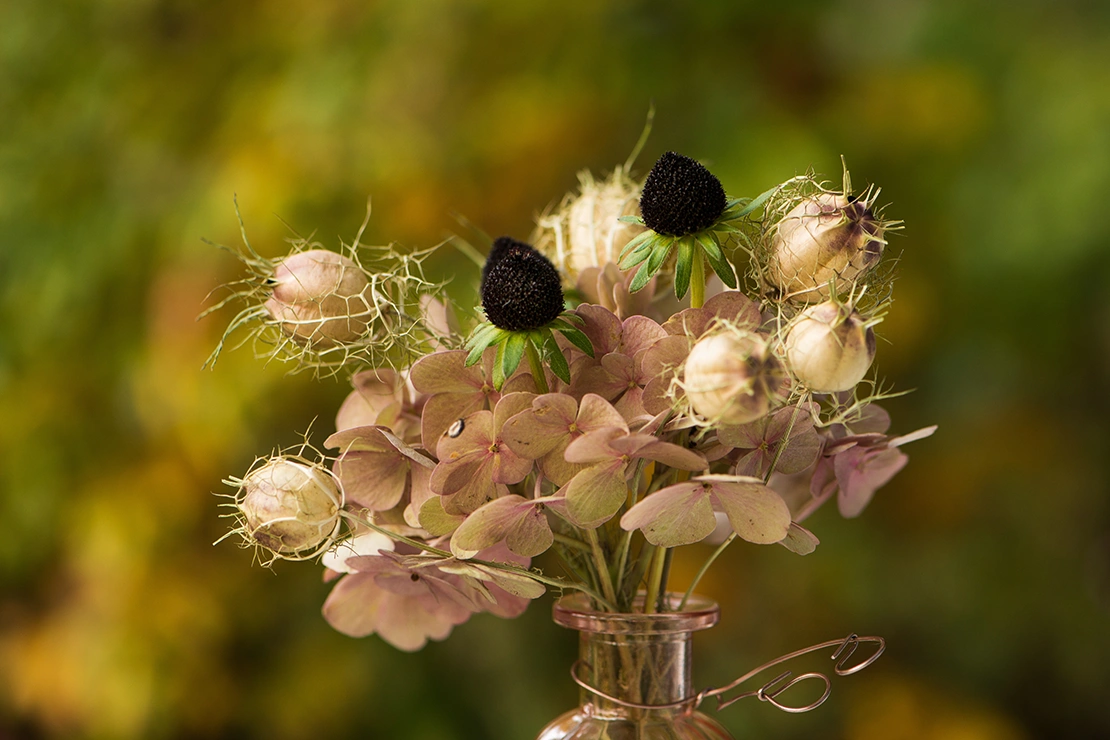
639;152;727;237
480;238;565;331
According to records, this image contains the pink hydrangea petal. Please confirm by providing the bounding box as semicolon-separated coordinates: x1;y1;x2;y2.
494;392;536;429
710;478;792;545
575;304;623;356
322;572;386;638
774;426;823;475
374;592;465;651
576;393;628;432
850;404;892;434
613;387;649;424
565;460;630;527
421;392;485;450
619;481;715;547
778;522;820;555
564;427;626;464
717;417;769;450
410;350;482;394
702;290;762;329
538;437;584;487
619;315;667;355
611;435;706;471
490;446;533;485
335;449;409;510
440;465;499;515
834;446;908;518
501;396;574;459
429;448;487;495
404;463;436;529
451;495;552;558
335;369;402;431
435;410;493;461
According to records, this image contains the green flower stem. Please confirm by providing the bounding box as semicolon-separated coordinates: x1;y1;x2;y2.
678;533;736;611
643;545;668;614
525;340;549;394
585;527;619;611
612;460;649;603
690;248;706;309
551;532;591;552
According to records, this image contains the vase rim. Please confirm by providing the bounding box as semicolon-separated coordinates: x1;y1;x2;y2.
552;592;719;634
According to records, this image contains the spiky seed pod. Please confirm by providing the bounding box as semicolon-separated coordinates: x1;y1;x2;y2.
566;174;644;276
768;194;884;302
480;238;565;331
264;249;372;346
784;300;876;392
238;457;343;555
532;171;644;282
684;331;786;425
639;152;727;237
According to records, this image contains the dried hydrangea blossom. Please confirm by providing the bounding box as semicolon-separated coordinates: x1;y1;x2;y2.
429;393;535;515
561;419;707;527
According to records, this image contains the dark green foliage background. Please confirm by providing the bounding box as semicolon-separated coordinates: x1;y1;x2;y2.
2;1;1108;738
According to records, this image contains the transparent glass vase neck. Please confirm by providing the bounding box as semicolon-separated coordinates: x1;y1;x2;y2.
536;593;734;740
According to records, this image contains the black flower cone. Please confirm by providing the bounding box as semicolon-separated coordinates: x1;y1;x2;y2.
639;151;727;236
480;238;565;331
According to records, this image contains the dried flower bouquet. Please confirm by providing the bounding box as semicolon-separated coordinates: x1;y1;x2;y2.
208;143;935;651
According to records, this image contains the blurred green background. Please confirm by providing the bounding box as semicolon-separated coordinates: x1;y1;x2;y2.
2;0;1109;738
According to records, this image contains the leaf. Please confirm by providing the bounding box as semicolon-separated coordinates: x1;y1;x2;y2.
619;481;716;547
542;330;571;384
619;240;655;270
491;340;507;391
697;232;737;288
618;215;645;225
464;323;503;367
555;325;595;358
628;261;656;294
502;332;527;380
732;184;778;219
619;229;654;259
673;238;694;299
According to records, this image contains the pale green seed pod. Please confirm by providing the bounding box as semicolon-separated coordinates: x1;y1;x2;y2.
238;457;343;555
784;300;875;392
768;194;883;302
264;249;372;346
684;331;786;425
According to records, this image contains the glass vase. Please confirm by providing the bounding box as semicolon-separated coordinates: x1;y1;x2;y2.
536;592;734;740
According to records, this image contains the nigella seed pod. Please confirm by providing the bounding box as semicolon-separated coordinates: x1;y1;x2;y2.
480;238;565;331
684;331;786;425
264;249;372;346
238;457;343;555
784;300;876;392
639;152;727;237
768;194;884;301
